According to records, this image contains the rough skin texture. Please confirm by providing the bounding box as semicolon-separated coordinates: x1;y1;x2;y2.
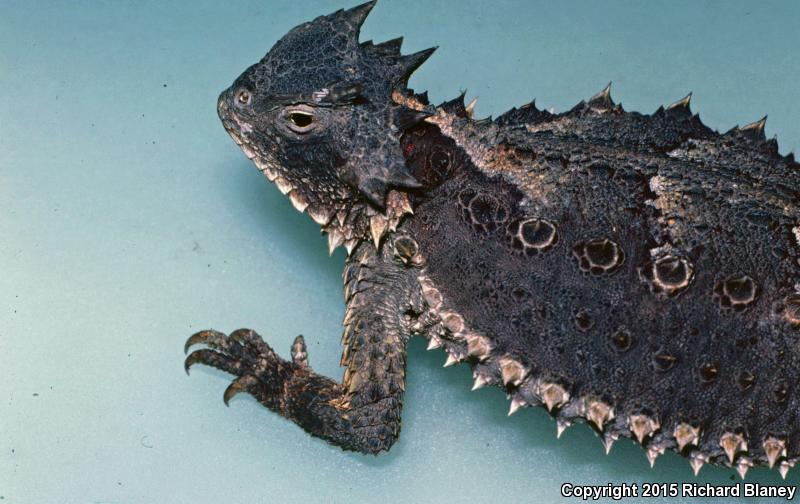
185;1;800;479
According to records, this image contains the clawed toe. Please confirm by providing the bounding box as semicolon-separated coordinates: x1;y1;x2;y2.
184;328;294;407
185;328;274;358
184;329;228;354
184;348;242;376
223;375;259;405
184;328;268;376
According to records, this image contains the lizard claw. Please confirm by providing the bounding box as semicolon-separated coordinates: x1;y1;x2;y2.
184;348;213;375
223;375;259;406
184;329;227;354
184;348;240;376
184;328;295;409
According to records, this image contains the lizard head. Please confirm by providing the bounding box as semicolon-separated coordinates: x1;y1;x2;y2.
217;1;436;252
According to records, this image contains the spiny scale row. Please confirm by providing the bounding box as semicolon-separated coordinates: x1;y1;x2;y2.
482;83;778;151
574;83;768;139
418;274;796;479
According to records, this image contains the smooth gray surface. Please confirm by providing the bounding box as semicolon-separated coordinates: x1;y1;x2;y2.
2;1;799;502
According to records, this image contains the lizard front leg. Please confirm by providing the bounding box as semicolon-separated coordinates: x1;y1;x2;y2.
184;238;423;454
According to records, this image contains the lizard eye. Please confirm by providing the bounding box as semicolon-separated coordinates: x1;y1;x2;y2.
235;88;252;106
286;111;315;132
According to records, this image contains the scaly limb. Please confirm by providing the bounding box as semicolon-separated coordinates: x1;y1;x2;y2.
185;239;423;454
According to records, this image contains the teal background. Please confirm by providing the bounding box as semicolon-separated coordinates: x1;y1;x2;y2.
2;1;799;502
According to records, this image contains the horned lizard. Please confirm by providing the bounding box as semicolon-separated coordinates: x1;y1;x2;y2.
185;1;800;479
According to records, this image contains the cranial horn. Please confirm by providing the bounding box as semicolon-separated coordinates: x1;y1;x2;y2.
398;47;438;82
342;1;376;32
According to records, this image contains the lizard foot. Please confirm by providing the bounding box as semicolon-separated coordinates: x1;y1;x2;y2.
184;328;306;406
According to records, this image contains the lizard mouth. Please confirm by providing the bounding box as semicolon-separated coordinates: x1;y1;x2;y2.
215;90;412;257
217;93;338;228
217;97;260;162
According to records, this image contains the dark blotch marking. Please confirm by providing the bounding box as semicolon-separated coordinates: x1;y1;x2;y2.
774;380;790;404
609;328;633;353
458;190;509;233
653;352;678;372
784;294;800;326
699;361;719;383
573;238;625;275
714;274;758;311
574;309;593;332
738;370;756;391
506;218;558;256
521;219;557;248
428;146;451;179
641;255;694;297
